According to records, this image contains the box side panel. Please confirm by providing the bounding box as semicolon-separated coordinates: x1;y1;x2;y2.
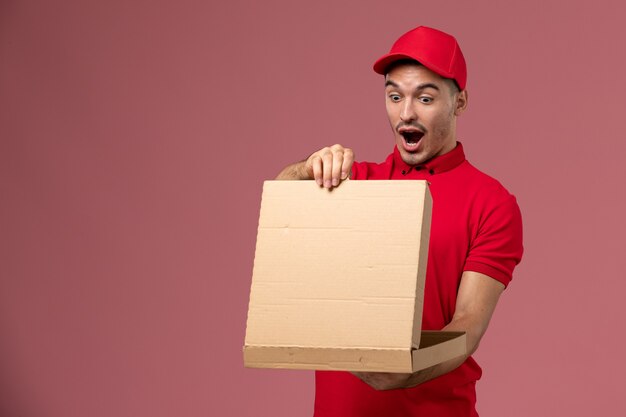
244;345;413;373
411;331;466;372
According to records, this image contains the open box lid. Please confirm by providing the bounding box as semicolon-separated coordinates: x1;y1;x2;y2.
244;180;466;372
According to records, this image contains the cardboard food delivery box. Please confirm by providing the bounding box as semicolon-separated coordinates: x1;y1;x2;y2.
243;180;466;373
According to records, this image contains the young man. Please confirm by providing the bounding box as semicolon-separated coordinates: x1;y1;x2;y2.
276;26;523;417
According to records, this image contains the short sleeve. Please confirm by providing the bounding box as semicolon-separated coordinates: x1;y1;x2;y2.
350;152;395;180
351;161;367;180
463;194;524;287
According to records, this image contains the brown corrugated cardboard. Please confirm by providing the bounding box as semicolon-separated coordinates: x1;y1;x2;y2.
244;180;466;373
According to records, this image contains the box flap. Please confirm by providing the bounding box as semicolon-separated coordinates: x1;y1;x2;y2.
244;180;432;362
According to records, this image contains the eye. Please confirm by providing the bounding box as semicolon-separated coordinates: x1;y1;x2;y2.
419;96;433;104
389;93;402;102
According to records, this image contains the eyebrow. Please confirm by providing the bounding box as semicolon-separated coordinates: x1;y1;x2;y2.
385;80;440;92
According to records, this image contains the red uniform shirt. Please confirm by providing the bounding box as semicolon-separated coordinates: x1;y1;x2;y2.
314;143;523;417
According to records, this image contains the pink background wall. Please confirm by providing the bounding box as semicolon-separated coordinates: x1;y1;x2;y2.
2;0;625;416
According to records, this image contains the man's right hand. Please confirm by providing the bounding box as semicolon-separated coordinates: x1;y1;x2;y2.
276;144;354;189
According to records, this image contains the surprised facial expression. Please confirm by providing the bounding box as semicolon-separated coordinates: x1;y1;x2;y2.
385;63;467;166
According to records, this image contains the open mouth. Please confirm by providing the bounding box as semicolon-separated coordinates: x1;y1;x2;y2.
400;130;424;150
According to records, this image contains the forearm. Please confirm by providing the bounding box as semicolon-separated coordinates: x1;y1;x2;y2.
275;160;310;180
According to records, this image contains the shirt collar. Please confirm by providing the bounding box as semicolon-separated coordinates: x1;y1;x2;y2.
392;141;466;175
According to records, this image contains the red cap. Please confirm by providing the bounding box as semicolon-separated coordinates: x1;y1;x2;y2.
373;26;467;90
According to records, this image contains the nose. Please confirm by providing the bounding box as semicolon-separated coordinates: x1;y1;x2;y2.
400;99;417;122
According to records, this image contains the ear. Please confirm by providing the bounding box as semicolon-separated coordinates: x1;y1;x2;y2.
454;90;468;116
